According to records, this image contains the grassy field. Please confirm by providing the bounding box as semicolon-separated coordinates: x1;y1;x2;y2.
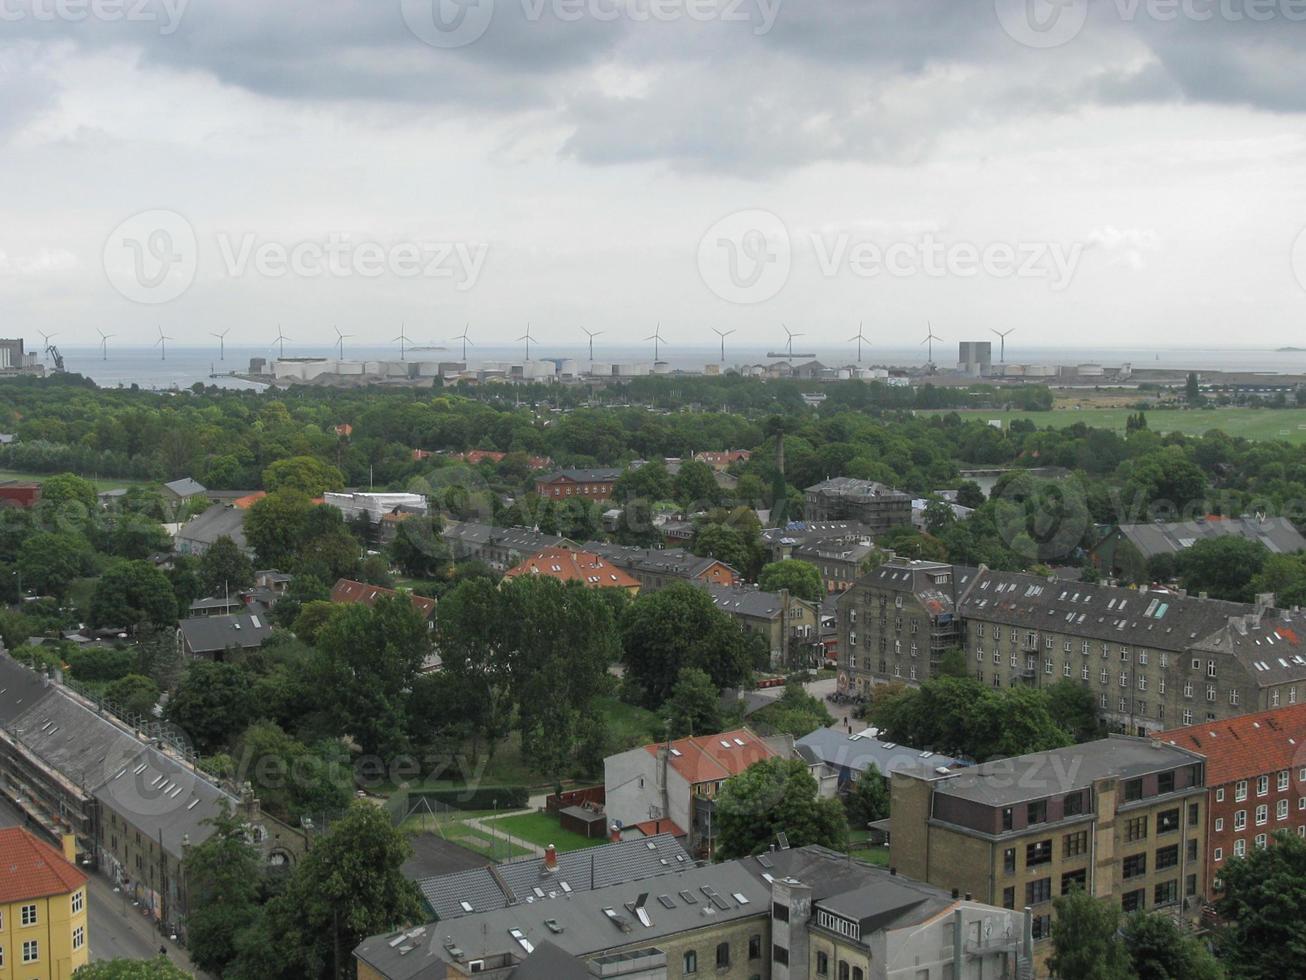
399;808;534;861
918;407;1306;444
492;811;607;852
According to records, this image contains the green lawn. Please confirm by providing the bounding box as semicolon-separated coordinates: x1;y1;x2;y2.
491;811;607;852
917;407;1306;444
596;696;661;748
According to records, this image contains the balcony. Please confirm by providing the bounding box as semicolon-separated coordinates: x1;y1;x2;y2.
590;948;667;978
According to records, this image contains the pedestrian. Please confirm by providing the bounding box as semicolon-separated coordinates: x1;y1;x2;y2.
159;945;168;958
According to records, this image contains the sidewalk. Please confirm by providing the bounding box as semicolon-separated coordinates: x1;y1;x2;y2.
85;867;210;977
463;809;545;858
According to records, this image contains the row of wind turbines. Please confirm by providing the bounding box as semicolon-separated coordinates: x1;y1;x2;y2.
58;323;1018;366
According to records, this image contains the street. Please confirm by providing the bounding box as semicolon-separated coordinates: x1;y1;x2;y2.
0;793;204;974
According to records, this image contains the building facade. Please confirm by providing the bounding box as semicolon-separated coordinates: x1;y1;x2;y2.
0;829;88;980
534;468;622;501
442;522;575;572
890;736;1207;972
586;543;738;593
503;548;641;595
707;586;820;670
803;479;911;534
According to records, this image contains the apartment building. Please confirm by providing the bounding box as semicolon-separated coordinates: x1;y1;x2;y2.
534;468;622;501
803;479;911;534
1152;702;1306;884
504;548;641;595
441;522;575;572
707;585;820;670
891;736;1208;971
585;543;738;594
0;829;89;980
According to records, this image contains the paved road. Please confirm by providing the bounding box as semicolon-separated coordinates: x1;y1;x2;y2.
0;793;205;974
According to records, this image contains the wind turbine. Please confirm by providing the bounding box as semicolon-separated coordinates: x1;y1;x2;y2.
96;328;114;361
991;327;1014;363
38;331;57;361
450;323;473;361
211;328;229;361
393;323;410;360
848;323;870;363
271;324;291;359
580;326;603;363
645;323;666;361
712;328;735;363
155;324;173;361
782;323;804;359
921;322;942;366
518;323;536;361
334;325;353;359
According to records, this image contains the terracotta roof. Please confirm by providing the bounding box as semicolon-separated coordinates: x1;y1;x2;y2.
329;578;436;619
503;548;639;590
642;728;776;784
231;491;267;509
627;817;686;838
0;828;86;904
1152;702;1306;787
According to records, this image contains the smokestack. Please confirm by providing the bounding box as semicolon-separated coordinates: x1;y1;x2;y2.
543;844;558;872
610;824;621;844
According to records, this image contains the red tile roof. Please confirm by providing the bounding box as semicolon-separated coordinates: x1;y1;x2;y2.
504;548;640;591
0;828;86;904
643;728;776;784
1152;702;1306;786
232;491;267;509
628;817;686;838
330;578;436;619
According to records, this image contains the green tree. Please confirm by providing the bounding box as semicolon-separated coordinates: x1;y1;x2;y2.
714;757;848;859
431;578;515;757
262;456;345;496
1047;889;1135;980
844;764;889;829
1121;910;1224;980
621;582;753;708
665;666;723;738
166;660;253;754
104;674;160;718
753;679;833;737
232;722;353;823
935;647;969;678
389;516;450;579
690;523;752;575
105;513;173;560
954;480;985;509
360;553;394;588
89;560;178;628
271;573;329;629
73;960;191;979
1174;536;1269;602
1214;829;1306;979
1185;371;1203;406
40;472;98;512
17;530;93;598
1045;679;1104;743
245;490;315;570
198;535;255;597
674;459;721;506
757;559;824;602
184;804;264;977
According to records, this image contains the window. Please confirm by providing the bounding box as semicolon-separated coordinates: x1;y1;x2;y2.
1125;816;1148;842
1158;809;1180;834
1188;839;1199;862
1121;890;1144;913
1155;844;1179;870
1278;799;1290;821
716;943;730;969
1061;868;1087;894
1258;775;1270;797
1189;803;1200;827
1003;848;1016;874
816;952;828;975
1216;787;1225;803
1123;853;1147;879
1235;810;1247;831
1158;771;1175;795
72;926;84;951
1256;804;1268;827
1124;778;1144;803
1026;839;1053;867
1183;680;1193;699
1256;833;1268;849
71;891;83;914
1280;770;1291;792
1026;878;1052;904
1234;839;1246;858
772;947;788;967
1064;792;1084;817
1002;809;1014;832
772;903;789;922
1002;886;1015;909
684;950;698;975
1032;914;1051;941
1207;685;1217;703
1183;709;1193;725
1064;831;1089;857
23;940;38;964
1154;880;1179;907
838;962;849;980
1236;780;1248;802
749;936;761;961
20;905;37;927
1027;800;1048;825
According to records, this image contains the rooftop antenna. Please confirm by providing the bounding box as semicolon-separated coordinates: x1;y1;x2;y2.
333;325;353;360
271;323;291;359
451;322;473;361
96;328;114;361
393;322;410;360
848;323;870;363
645;322;665;361
921;322;942;366
991;327;1014;363
211;328;229;361
782;323;803;360
580;326;603;364
155;324;173;361
712;328;734;363
518;323;535;361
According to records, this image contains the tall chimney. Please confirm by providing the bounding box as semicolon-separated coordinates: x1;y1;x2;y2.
610;823;621;844
543;843;558;872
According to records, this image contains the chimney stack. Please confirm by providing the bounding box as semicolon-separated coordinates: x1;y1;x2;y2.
543;843;558;872
610;823;621;843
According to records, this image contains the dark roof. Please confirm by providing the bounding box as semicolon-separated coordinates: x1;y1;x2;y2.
163;477;206;497
762;522;876;547
540;468;621;484
585;542;736;580
706;584;807;621
178;612;273;654
922;735;1204;808
442;522;572;555
805;477;911;502
1115;516;1306;558
511;940;591;980
176;504;248;551
418;833;691;921
1192;611;1306;688
795;726;962;777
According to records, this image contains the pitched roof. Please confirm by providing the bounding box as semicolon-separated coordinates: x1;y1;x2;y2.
231;491;267;509
642;728;775;784
585;542;737;581
178;612;274;654
330;579;436;619
1116;516;1306;558
1152;702;1306;786
163;477;206;497
707;584;800;621
1190;611;1306;687
442;522;572;555
418;833;692;920
795;726;962;778
0;827;87;903
539;468;622;484
503;548;639;591
176;504;248;550
805;477;910;502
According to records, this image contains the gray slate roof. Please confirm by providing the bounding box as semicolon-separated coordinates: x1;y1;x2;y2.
441;522;571;556
540;468;621;484
806;477;911;502
419;833;691;921
924;735;1204;807
584;542;735;579
1116;516;1306;557
176;504;248;551
795;727;962;779
178;612;274;654
706;584;791;620
762;521;876;547
1193;610;1306;688
163;477;206;497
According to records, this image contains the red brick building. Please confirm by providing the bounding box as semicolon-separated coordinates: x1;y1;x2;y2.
534;467;621;501
503;547;640;595
0;480;41;508
694;449;751;470
1153;703;1306;882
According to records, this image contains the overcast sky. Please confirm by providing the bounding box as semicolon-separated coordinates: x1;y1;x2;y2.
2;0;1306;353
